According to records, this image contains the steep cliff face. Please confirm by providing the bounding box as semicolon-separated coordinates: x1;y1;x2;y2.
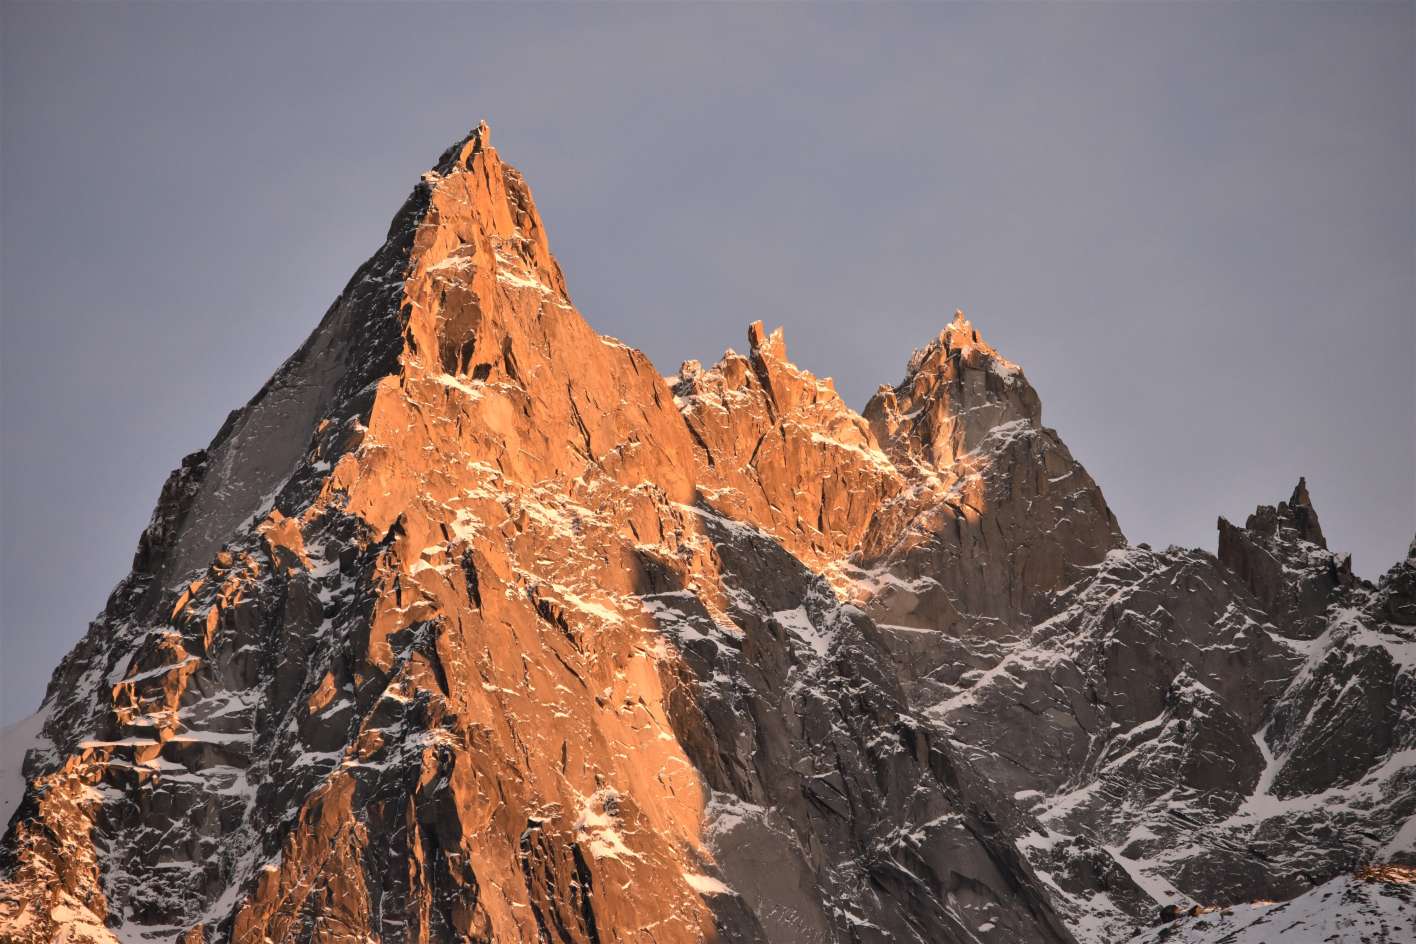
934;486;1416;940
850;311;1125;712
1;124;1411;944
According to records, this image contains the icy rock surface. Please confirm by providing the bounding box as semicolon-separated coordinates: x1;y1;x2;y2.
1;123;1412;944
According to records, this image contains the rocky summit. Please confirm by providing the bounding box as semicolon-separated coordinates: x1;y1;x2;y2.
1;123;1411;944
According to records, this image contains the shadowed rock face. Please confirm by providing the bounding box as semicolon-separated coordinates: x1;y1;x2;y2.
1;124;1412;944
927;498;1416;938
1218;478;1357;639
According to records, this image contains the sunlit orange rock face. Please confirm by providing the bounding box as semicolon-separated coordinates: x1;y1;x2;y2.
671;321;905;568
0;123;1086;944
5;123;1412;944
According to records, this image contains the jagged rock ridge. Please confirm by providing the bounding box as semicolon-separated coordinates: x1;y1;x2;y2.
1;123;1411;944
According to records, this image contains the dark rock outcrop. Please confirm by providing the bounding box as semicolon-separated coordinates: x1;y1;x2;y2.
1218;478;1357;638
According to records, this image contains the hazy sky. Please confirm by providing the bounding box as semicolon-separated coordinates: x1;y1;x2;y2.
2;1;1412;725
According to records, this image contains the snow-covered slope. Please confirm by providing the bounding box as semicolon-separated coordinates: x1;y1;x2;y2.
0;712;48;830
1128;868;1414;943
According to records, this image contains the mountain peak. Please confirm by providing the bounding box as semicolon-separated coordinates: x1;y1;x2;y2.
865;311;1039;468
1286;476;1326;546
432;119;493;174
907;307;1019;378
1217;476;1354;636
746;320;787;361
4;122;1407;944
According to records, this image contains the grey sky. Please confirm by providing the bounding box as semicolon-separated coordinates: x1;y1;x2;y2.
2;1;1412;725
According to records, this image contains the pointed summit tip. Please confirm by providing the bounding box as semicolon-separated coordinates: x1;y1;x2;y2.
460;120;491;158
747;321;787;360
467;119;492;151
1285;476;1326;547
941;306;993;350
943;308;979;341
433;120;495;175
748;320;767;348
